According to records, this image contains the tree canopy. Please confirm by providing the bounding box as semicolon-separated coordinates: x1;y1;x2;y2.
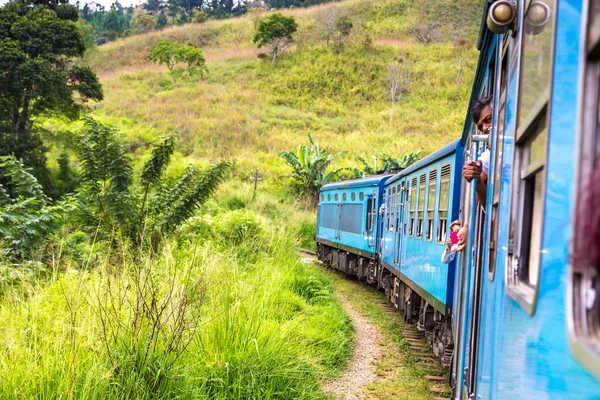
0;0;103;182
252;12;297;48
148;40;208;80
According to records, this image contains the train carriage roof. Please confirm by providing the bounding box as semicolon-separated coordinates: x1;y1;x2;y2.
385;138;461;186
320;174;392;191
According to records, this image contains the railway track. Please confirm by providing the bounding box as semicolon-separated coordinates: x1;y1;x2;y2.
299;249;451;400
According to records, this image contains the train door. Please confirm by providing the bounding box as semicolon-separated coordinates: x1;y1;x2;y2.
394;181;406;266
335;201;342;240
365;193;376;249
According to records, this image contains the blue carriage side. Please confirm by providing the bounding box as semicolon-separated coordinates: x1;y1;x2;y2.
379;139;463;315
452;0;600;398
316;175;391;280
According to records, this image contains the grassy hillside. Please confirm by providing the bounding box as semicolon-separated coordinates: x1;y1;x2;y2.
46;0;482;178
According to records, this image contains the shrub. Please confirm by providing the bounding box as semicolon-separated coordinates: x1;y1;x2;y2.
216;209;263;245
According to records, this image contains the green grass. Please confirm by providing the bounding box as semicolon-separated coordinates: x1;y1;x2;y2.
0;184;351;399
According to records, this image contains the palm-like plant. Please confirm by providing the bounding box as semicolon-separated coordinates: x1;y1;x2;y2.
279;134;347;208
350;149;423;178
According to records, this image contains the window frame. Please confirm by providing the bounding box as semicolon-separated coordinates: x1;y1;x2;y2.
409;177;417;236
426;169;437;241
437;164;451;244
504;0;557;316
417;174;426;239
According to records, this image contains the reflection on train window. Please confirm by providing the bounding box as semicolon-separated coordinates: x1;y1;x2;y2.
506;0;555;315
343;193;347;201
409;177;417;236
359;192;364;201
437;164;451;243
417;174;426;238
426;169;437;241
568;2;600;379
335;193;339;201
351;192;356;201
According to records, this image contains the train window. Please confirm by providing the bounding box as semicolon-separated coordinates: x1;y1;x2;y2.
327;193;331;202
334;193;339;202
568;0;600;379
395;184;402;233
489;41;509;281
426;170;437;241
505;0;555;315
359;192;364;201
366;197;374;232
437;164;451;243
321;194;324;202
343;193;347;201
409;177;417;236
417;174;426;238
351;192;356;201
390;187;396;232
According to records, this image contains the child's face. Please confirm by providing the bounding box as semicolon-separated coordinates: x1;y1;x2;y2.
452;225;460;232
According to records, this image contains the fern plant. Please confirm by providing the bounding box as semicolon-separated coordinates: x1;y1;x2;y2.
75;118;231;249
0;156;71;259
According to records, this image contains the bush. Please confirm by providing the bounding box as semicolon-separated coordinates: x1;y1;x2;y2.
216;209;264;245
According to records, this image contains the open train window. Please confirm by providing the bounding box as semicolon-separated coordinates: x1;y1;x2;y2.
409;177;417;236
390;187;396;232
417;174;426;238
489;38;509;281
366;197;374;232
505;0;555;315
426;169;437;241
568;0;600;379
395;184;402;233
437;164;451;243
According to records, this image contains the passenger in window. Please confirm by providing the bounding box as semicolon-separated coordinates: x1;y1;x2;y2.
458;96;492;252
379;193;386;215
462;96;492;208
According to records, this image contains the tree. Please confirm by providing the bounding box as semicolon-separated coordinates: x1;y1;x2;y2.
350;150;423;178
143;0;163;12
177;8;189;24
317;5;337;46
166;0;180;24
333;15;352;49
133;14;156;33
252;12;297;63
147;40;208;81
385;60;411;121
0;1;103;182
156;9;168;28
279;134;346;209
192;9;207;23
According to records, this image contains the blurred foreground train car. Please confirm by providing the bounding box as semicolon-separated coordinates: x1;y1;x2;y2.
316;0;600;398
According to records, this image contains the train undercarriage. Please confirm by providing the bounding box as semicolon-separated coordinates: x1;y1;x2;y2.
316;242;453;368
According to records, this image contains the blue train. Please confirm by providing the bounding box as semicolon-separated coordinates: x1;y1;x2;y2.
316;0;600;398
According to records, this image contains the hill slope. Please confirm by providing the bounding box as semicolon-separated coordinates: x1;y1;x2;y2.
60;0;482;176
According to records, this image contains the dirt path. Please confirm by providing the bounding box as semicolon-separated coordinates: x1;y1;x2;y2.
323;295;383;400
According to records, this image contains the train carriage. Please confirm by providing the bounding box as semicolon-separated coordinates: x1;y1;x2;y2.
316;175;391;281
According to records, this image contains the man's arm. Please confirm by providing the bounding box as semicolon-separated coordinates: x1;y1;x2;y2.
475;171;488;207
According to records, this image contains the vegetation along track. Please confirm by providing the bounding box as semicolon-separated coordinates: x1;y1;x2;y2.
300;250;452;399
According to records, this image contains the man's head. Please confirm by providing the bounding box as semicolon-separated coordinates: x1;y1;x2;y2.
470;96;493;133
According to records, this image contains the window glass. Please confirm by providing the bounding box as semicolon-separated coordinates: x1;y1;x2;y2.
351;192;356;201
518;0;555;135
321;194;324;201
417;174;426;238
410;177;417;236
427;170;437;240
437;164;451;242
335;193;338;201
359;192;364;201
328;193;331;201
343;193;347;201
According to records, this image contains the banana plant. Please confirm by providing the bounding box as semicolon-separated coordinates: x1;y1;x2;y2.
279;134;347;208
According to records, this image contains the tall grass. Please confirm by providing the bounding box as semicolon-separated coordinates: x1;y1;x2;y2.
0;184;351;399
